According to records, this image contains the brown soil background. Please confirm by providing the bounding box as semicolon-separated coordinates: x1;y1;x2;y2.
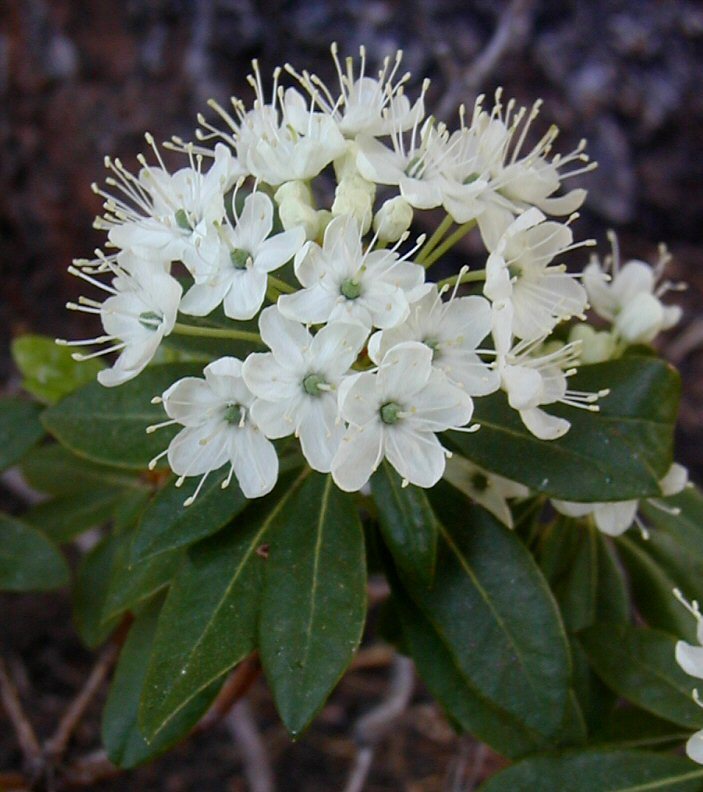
1;1;702;789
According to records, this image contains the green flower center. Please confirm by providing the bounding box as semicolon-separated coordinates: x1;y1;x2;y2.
340;278;362;300
139;311;163;331
302;373;327;397
230;248;251;270
175;208;192;231
380;401;403;425
423;337;440;359
223;403;244;425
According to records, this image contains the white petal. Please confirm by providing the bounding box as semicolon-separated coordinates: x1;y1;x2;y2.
331;423;384;492
277;284;337;325
593;501;639;536
311;321;368;377
231;427;278;498
236;192;274;251
409;374;473;432
168;422;229;477
254;226;305;272
385;427;446;488
162;377;222;426
676;641;703;680
180;281;228;316
686;730;703;765
377;341;433;400
298;396;344;472
659;463;689;497
242;352;301;401
611;261;656;303
258;305;311;365
552;500;597;518
519;407;570;440
338;372;379;426
250;397;296;439
223;270;268;320
503;365;543;410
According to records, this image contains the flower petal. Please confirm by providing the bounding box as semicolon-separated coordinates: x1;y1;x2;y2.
331;423;384;492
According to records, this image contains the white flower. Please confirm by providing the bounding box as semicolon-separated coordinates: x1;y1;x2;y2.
60;254;182;387
368;284;499;396
584;234;683;344
672;590;703;764
443;456;528;528
150;357;278;501
288;44;424;139
484;208;589;341
96;140;241;272
180;192;304;320
552;462;689;537
331;342;473;491
278;215;426;330
493;301;608;440
242;307;367;472
355;117;489;223
464;92;592;248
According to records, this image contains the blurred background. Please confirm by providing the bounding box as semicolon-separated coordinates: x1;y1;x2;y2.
1;1;702;789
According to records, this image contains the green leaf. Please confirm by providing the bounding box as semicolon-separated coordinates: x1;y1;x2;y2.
139;470;307;739
371;461;438;586
478;749;703;792
449;357;679;501
102;597;222;769
130;475;249;563
405;482;571;741
597;707;691;750
0;398;44;472
24;487;124;543
73;533;122;647
538;520;629;632
580;624;703;728
11;334;103;404
616;535;694;640
259;474;366;736
394;587;549;758
21;444;144;496
163;311;260;358
41;363;201;469
0;514;69;591
102;536;182;623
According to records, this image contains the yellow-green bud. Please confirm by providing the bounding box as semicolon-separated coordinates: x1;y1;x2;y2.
373;196;413;242
569;323;616;364
274;180;314;207
278;199;319;240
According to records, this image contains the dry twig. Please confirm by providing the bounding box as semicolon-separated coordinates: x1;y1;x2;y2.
226;698;275;792
0;657;42;778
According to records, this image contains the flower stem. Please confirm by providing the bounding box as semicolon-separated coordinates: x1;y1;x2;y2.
415;214;453;264
267;275;296;294
437;268;487;290
171;322;263;344
422;219;477;268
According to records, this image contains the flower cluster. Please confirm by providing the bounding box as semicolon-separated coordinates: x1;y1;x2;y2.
673;591;703;764
61;45;684;502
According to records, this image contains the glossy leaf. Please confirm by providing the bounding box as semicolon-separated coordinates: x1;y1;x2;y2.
139;470;308;739
371;461;438;586
21;444;144;496
73;533;122;647
580;624;703;728
259;474;366;736
24;487;125;543
0;398;44;472
130;475;249;563
0;514;69;591
403;483;571;740
11;334;103;404
41;364;201;469
478;749;703;792
102;598;222;769
449;357;679;501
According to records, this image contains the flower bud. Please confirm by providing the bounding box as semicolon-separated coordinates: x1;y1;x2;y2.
278;199;319;240
373;196;413;242
274;180;314;207
331;177;374;234
569;323;616;364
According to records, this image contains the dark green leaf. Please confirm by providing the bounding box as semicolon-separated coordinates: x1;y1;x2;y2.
139;470;307;739
0;398;44;472
24;487;124;543
449;357;679;501
538;520;629;632
102;597;222;769
41;364;201;469
580;624;703;728
394;586;549;758
259;474;366;736
130;475;249;563
405;483;571;740
0;514;69;591
597;707;691;751
163;312;261;358
73;533;122;647
478;749;703;792
21;444;144;496
11;334;103;404
371;461;438;586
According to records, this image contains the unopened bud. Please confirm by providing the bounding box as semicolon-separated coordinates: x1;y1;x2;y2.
274;180;313;207
373;196;413;242
278;199;319;240
331;178;374;234
569;323;616;364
